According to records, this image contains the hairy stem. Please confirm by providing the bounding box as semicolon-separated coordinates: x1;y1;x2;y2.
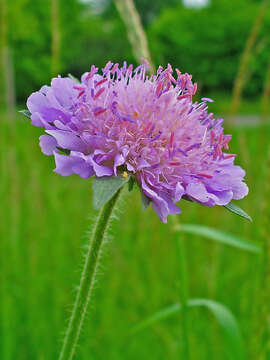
59;189;121;360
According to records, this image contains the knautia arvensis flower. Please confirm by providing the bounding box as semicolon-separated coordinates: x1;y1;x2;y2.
27;61;248;222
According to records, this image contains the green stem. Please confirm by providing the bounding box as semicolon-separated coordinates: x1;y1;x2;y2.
176;226;190;359
59;189;121;360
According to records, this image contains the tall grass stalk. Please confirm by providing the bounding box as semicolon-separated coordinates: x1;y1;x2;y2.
258;59;270;154
59;189;122;360
230;0;268;117
113;0;155;74
51;0;60;76
228;0;268;172
253;147;270;359
0;0;15;119
262;61;270;123
0;0;7;109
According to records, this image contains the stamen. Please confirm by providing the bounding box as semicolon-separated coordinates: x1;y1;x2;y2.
197;173;213;179
202;97;214;103
157;66;163;75
93;87;105;100
177;94;191;101
111;63;119;73
185;143;201;152
143;122;152;134
77;90;85;98
126;64;133;77
147;125;155;138
85;65;98;81
210;131;215;145
156;81;163;97
218;131;223;145
120;115;135;123
224;154;236;159
222;135;232;150
122;61;127;74
150;163;160;169
102;61;113;74
151;131;162;142
93;107;107;116
170;132;174;148
95;78;107;88
192;83;197;95
176;68;181;79
73;85;84;91
177;148;188;157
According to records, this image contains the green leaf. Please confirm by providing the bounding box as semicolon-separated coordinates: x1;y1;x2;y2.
92;175;129;210
19;109;31;118
175;224;261;253
132;299;244;360
141;191;151;211
56;147;70;155
224;202;252;222
182;195;193;202
189;299;244;360
128;176;135;192
68;73;80;83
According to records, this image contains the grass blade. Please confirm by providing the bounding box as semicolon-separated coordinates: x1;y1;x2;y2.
189;298;244;360
131;304;181;333
175;224;260;253
132;299;244;360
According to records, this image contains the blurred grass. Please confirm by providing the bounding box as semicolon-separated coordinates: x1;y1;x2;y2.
205;92;264;115
0;112;269;360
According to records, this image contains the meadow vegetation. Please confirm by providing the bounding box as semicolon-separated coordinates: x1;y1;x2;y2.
1;0;270;359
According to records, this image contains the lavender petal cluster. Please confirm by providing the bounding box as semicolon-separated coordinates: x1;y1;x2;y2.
27;61;248;222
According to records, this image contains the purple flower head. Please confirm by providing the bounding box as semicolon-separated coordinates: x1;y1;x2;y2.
27;61;248;222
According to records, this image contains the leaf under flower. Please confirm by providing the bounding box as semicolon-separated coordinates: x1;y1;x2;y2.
224;202;252;222
68;73;80;83
92;174;130;210
19;109;31;119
